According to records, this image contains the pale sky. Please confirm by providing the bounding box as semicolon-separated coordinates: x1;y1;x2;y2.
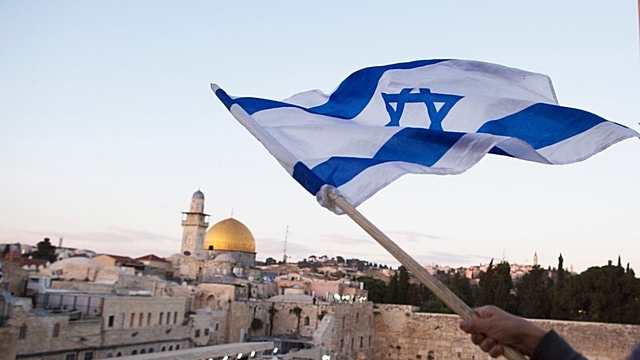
1;1;639;273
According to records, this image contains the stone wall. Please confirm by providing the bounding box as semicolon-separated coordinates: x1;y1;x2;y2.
1;260;27;297
373;304;640;360
0;326;18;360
329;302;375;360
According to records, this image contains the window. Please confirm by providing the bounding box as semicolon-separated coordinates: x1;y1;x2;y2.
360;336;363;348
195;329;200;338
18;324;27;339
116;352;122;357
147;312;152;326
118;313;125;329
215;323;219;331
84;352;94;360
66;354;76;360
148;348;154;353
139;312;143;327
176;344;180;350
173;311;177;324
166;312;170;325
140;349;146;354
159;312;164;325
303;316;310;326
356;313;359;323
130;313;135;327
204;328;209;336
108;315;114;328
169;345;173;351
106;353;113;358
53;323;60;338
131;350;137;355
161;346;166;352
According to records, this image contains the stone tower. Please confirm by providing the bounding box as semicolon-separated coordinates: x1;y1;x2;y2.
180;190;209;257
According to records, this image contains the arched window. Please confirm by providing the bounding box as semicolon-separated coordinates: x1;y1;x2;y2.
131;350;138;355
148;348;154;353
169;345;173;351
106;353;113;358
176;344;180;350
140;349;146;354
116;352;122;357
303;316;310;326
161;346;166;352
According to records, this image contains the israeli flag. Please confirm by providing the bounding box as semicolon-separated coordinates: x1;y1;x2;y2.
212;60;638;213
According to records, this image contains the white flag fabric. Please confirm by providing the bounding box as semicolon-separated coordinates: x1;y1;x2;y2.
212;59;638;213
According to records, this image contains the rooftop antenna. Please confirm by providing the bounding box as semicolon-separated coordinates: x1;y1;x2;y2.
283;225;289;264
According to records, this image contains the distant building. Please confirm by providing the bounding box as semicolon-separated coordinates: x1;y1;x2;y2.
135;254;172;272
93;254;145;270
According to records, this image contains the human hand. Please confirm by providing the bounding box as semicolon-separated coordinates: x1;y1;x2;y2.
459;305;547;358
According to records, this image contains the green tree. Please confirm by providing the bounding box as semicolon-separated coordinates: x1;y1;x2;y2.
516;265;552;318
357;276;387;304
478;261;516;313
417;272;475;314
553;262;640;324
385;272;399;304
550;253;571;320
397;266;410;304
30;238;57;262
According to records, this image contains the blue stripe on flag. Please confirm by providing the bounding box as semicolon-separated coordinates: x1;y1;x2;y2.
307;128;464;189
215;88;235;110
308;59;447;119
478;103;608;149
219;60;447;118
292;162;327;195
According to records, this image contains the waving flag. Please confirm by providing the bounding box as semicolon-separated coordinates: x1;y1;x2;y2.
212;59;638;213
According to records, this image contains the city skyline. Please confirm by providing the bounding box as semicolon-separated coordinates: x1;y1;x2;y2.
1;2;639;274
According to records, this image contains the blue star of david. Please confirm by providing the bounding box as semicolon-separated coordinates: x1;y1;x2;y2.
381;88;463;130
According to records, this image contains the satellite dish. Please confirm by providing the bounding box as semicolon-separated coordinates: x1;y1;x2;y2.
183;251;191;256
333;294;341;301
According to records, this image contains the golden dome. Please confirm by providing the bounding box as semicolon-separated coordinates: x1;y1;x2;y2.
204;218;256;253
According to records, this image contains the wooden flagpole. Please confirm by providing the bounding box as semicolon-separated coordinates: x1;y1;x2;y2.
328;191;527;360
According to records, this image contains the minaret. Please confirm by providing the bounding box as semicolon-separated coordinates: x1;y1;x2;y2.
181;190;209;257
533;252;538;267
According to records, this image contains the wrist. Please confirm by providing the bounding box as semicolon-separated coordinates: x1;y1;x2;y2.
519;323;547;356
